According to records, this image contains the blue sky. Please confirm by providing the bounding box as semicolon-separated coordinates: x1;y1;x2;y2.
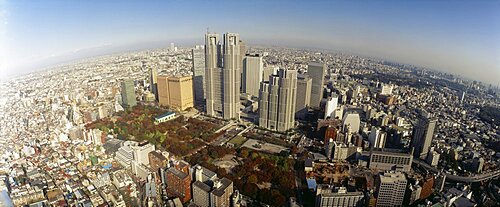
0;0;499;84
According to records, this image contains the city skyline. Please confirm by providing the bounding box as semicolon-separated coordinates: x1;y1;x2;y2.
1;0;499;84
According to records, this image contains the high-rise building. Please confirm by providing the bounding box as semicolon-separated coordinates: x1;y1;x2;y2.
295;74;312;119
308;62;326;108
148;67;158;101
210;178;233;207
324;95;338;119
316;185;364;207
120;79;137;108
410;117;437;159
192;45;206;105
369;149;413;172
375;171;407;207
132;141;155;166
166;167;192;203
342;112;360;133
205;33;241;119
263;66;278;82
369;126;387;148
259;68;297;132
242;53;264;97
157;75;194;111
380;84;393;95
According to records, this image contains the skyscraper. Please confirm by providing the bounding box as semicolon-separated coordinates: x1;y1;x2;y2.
410;117;437;159
157;76;194;111
192;45;206;105
120;79;137;108
242;53;264;98
205;33;241;120
324;95;338;119
308;62;326;108
375;171;407;207
295;74;312;119
148;67;158;101
259;68;297;132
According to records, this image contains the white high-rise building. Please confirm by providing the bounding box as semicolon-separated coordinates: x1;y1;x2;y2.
369;126;387;148
375;171;407;207
324;95;338;119
205;33;241;120
132;142;155;166
259;68;297;132
242;54;264;98
192;45;206;105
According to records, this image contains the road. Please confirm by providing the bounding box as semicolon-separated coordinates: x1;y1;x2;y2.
413;159;500;182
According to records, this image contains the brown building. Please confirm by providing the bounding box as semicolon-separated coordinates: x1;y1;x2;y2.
148;151;168;176
419;175;434;200
166;167;192;203
210;178;233;207
324;126;337;143
157;76;194;111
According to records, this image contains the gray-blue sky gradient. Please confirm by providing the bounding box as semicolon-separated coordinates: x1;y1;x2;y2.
1;0;499;84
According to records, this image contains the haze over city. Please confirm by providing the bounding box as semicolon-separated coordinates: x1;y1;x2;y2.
1;0;499;84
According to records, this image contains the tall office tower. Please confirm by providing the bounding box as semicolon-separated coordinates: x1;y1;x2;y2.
308;62;326;108
242;54;264;97
316;185;365;207
263;66;278;82
259;68;297;132
149;67;158;101
210;178;234;207
410;117;437;159
192;45;206;105
157;76;194;111
120;79;137;108
205;33;241;119
324;95;338;119
375;171;407;207
460;91;466;103
295;74;312;119
166;167;192;203
369;126;387;148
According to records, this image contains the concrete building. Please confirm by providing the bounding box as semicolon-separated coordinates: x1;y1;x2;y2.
295;74;312;119
263;66;278;82
205;33;241;119
259;68;297;132
115;141;136;168
369;149;413;172
120;79;137;108
316;185;364;207
157;75;194;111
132;141;155;166
410;117;437;159
369;126;387;149
242;53;263;98
426;150;440;167
149;67;158;101
342;112;360;133
380;84;393;95
210;178;233;207
324;95;338;119
375;171;407;207
308;62;326;108
192;180;211;207
192;45;206;105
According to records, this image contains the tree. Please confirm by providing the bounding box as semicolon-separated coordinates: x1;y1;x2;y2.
247;174;258;184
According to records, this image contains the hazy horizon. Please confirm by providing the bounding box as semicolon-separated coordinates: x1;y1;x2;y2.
1;0;499;84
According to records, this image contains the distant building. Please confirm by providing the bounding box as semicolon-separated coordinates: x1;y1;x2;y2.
120;79;137;108
192;45;206;106
410;117;437;159
157;76;194;111
205;33;241;120
259;68;297;132
149;67;158;101
369;149;413;172
380;84;393;95
375;171;407;207
308;62;326;108
242;53;263;98
295;74;312;119
315;185;364;207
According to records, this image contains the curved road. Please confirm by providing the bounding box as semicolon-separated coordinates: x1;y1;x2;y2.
413;159;500;183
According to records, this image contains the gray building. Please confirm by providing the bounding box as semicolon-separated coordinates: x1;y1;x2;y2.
192;180;211;207
120;79;137;108
192;45;206;106
148;67;158;101
410;117;437;159
369;149;413;172
295;74;312;119
316;185;364;207
205;33;241;120
375;171;407;207
242;54;263;98
308;62;326;108
259;68;297;132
